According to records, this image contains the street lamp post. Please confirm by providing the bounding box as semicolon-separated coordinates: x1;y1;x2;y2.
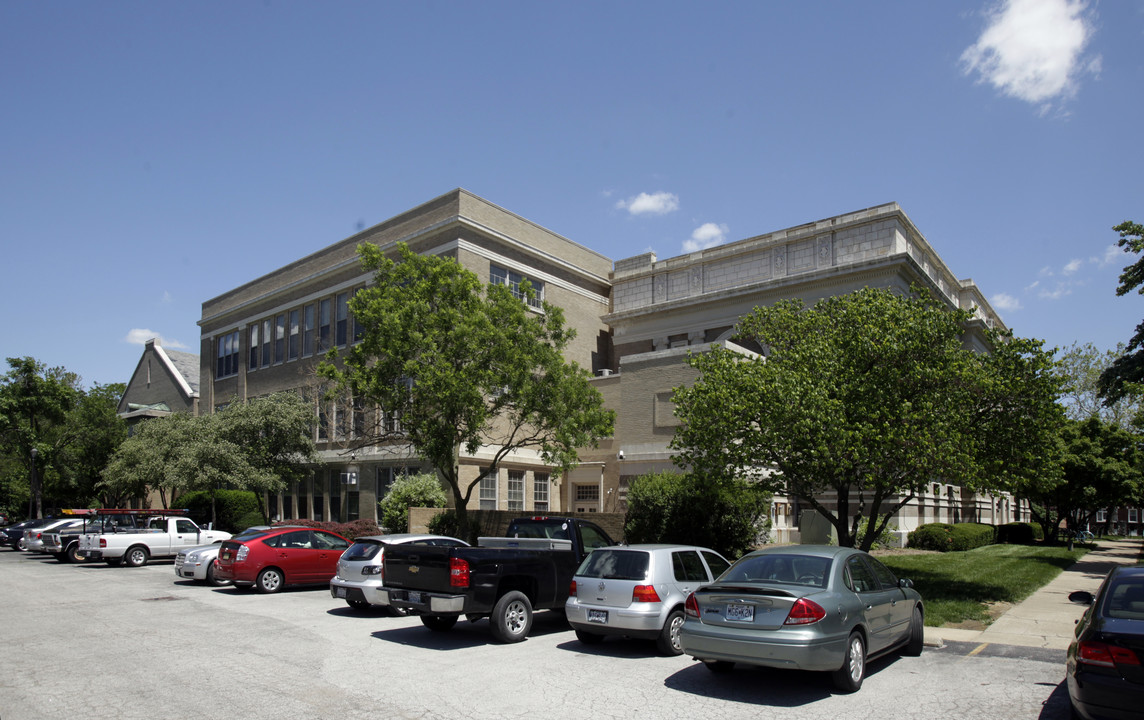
29;447;40;520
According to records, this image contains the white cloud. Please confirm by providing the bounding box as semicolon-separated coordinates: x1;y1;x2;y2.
1097;244;1122;267
1062;258;1083;275
990;292;1023;312
161;290;172;303
961;0;1099;112
126;329;187;349
1038;285;1073;300
615;191;679;216
683;222;730;253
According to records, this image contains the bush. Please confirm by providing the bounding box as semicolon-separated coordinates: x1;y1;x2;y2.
623;472;771;559
378;473;448;533
175;490;261;532
274;517;381;540
908;522;995;552
996;522;1043;545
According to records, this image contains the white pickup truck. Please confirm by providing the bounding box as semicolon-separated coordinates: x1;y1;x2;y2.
78;515;231;567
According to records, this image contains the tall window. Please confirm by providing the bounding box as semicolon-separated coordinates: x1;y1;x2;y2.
311;471;324;521
352;397;366;438
274;314;286;364
1130;508;1139;523
336;292;349;347
1097;509;1108;523
288;309;300;360
507;470;524;511
534;473;549;512
248;324;260;371
216;331;239;378
352;286;365;342
302;304;315;357
319;299;332;351
261;318;272;367
490;265;544;308
479;469;497;510
329;471;341;523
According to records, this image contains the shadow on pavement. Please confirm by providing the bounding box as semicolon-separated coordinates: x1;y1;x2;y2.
371;609;573;650
1036;680;1072;720
662;654;902;707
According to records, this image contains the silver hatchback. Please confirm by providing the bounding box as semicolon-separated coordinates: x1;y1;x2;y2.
565;544;731;656
330;534;468;614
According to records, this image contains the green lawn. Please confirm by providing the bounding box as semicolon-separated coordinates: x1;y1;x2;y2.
879;544;1088;627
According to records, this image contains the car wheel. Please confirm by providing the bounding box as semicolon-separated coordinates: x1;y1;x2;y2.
256;568;284;594
575;628;605;645
832;631;866;693
904;606;924;657
346;599;371;612
703;660;734;673
124;546;149;567
490;590;533;643
65;543;83;564
16;538;26;551
421;614;458;632
656;609;686;656
205;562;228;587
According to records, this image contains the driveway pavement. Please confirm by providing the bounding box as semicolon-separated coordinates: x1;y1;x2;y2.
924;538;1143;650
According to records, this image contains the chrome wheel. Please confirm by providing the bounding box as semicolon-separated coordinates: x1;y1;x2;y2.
490;590;533;643
846;635;864;683
832;632;866;692
256;568;283;594
657;610;686;656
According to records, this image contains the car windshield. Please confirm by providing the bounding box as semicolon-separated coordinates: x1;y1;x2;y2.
575;549;649;580
1106;577;1144;620
722;554;832;588
342;541;383;561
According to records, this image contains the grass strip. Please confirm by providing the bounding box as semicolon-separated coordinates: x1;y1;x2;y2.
880;544;1087;627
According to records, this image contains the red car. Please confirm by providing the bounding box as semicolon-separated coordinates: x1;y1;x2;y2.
215;527;351;594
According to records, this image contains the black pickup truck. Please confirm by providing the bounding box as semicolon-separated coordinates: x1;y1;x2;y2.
379;516;616;643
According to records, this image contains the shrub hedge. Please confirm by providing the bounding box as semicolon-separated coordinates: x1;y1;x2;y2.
907;522;996;552
275;517;381;540
175;490;261;532
995;521;1043;545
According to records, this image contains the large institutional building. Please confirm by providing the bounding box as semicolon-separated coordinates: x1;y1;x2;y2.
194;189;1020;541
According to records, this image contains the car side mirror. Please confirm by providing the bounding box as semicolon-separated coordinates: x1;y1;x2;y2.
1068;591;1095;605
898;578;914;589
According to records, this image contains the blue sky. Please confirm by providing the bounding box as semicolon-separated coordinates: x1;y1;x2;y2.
2;1;1142;388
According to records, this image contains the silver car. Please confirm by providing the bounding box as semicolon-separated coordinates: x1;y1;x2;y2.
175;526;274;586
565;544;732;656
22;519;85;553
330;534;469;613
678;545;924;692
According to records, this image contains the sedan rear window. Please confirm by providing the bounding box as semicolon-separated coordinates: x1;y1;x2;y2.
1107;578;1144;620
723;554;831;588
576;549;649;580
342;541;383;561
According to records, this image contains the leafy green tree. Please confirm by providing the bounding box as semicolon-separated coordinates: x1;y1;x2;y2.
378;472;448;533
101;394;315;523
54;382;127;508
320;242;615;538
1024;417;1143;542
0;357;82;517
671;287;1063;551
1059;342;1139;427
1098;221;1144;405
623;471;770;559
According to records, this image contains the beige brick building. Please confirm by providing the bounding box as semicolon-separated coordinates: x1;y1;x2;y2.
198;191;1021;540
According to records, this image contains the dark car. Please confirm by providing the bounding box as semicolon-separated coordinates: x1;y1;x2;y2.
1067;565;1144;720
678;545;924;692
215;526;351;594
2;517;56;550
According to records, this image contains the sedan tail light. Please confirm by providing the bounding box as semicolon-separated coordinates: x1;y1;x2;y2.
632;585;661;603
450;557;470;588
569;580;577;597
1078;640;1142;669
685;592;700;618
784;598;827;625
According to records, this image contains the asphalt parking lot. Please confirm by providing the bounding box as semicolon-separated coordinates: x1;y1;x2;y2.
0;548;1074;720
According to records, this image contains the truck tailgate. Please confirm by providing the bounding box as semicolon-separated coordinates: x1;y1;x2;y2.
383;545;457;593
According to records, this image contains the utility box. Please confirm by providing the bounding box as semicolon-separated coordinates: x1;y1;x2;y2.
799;510;837;545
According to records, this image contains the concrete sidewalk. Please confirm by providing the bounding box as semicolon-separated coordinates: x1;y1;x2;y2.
923;538;1143;650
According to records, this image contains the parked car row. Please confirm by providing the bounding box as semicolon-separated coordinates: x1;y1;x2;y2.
3;514;928;693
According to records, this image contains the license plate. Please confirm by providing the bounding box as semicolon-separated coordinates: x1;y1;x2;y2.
726;603;754;622
587;609;608;624
407;591;422;604
335;587;346;598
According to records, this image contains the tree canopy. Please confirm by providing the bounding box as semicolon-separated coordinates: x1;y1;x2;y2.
670;287;1064;551
1098;221;1144;405
320;242;615;537
100;393;315;521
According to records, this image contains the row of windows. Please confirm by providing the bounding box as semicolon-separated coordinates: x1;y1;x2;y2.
480;469;550;511
490;265;544;309
1096;508;1141;523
